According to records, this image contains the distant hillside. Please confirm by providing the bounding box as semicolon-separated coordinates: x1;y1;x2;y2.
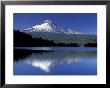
14;30;79;47
27;32;97;45
14;30;97;47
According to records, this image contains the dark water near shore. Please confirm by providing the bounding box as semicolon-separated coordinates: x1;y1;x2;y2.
14;47;97;75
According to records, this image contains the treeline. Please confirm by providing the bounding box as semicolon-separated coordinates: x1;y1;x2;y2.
14;30;79;47
84;43;97;47
14;30;97;47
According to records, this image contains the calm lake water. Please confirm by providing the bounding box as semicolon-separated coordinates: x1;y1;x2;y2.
14;47;97;75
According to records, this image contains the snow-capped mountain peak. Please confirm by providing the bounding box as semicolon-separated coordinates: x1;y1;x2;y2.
25;20;56;32
24;20;83;34
43;20;53;24
32;22;53;32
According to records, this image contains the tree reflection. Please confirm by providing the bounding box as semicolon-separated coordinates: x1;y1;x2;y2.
14;49;96;72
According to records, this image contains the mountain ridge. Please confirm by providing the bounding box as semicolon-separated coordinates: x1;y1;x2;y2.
14;20;97;47
24;20;84;35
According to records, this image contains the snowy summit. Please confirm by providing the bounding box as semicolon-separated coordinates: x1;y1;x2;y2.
24;20;83;34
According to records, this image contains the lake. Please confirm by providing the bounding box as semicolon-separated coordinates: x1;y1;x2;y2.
14;47;97;75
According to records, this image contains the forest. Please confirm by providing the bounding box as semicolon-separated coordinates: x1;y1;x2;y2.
14;30;97;47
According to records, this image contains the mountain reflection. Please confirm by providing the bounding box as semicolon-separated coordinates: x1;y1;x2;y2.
14;49;96;73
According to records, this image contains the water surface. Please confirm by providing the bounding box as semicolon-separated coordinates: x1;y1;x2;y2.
14;47;97;75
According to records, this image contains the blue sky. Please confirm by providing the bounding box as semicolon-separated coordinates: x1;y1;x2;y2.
14;13;97;34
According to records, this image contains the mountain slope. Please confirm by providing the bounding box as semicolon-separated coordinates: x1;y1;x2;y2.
24;20;83;34
22;20;97;46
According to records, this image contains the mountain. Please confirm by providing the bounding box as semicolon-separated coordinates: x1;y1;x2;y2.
21;20;97;46
24;20;83;34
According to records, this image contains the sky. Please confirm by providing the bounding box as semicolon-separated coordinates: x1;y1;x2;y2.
14;13;97;34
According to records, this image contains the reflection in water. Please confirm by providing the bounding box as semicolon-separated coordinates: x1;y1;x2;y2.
14;49;96;73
